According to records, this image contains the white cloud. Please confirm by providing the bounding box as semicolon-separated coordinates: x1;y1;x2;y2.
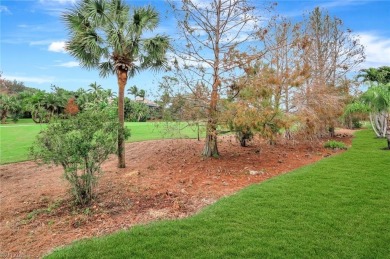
0;5;11;14
3;74;54;84
57;61;79;68
358;32;390;67
48;41;66;53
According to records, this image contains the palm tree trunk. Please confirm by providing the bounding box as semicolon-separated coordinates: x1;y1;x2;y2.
386;114;390;149
369;113;381;137
117;68;128;168
380;112;387;137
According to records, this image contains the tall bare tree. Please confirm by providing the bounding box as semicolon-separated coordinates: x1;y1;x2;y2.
169;0;269;157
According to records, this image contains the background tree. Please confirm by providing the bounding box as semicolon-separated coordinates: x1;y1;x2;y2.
157;75;208;140
0;94;20;123
356;66;390;141
138;89;146;101
64;97;80;116
128;85;139;100
361;83;390;139
88;82;104;100
0;73;35;95
295;7;364;138
358;66;390;85
222;66;285;146
64;0;170;168
127;85;146;101
124;97;151;122
235;17;309;141
26;90;51;123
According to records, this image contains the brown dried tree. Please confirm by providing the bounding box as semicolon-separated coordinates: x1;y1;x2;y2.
295;7;365;137
64;97;79;116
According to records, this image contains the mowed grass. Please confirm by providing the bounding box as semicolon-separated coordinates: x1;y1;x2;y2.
0;121;200;164
0;123;46;164
46;130;390;258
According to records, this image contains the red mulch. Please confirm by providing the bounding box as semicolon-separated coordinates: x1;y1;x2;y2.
0;130;354;258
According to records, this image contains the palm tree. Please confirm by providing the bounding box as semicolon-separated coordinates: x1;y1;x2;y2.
128;85;139;100
64;0;170;168
0;94;17;124
104;89;117;104
358;66;390;85
88;82;104;100
138;89;146;101
361;83;390;139
105;89;117;99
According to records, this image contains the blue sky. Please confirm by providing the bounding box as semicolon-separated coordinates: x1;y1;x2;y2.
1;0;389;98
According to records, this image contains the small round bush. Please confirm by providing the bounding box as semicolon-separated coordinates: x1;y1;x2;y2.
324;140;347;150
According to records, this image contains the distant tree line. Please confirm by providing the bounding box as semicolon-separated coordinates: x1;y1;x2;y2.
0;75;157;124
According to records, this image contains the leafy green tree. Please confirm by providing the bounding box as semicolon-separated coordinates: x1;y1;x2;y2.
24;90;50;123
64;0;170;168
0;94;20;123
361;83;390;141
124;98;150;122
30;108;123;205
344;82;390;148
88;82;104;100
358;66;390;85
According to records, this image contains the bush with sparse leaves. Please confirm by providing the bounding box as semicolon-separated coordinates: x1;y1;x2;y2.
30;108;128;205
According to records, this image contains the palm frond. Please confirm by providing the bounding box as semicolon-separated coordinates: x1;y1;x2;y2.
141;35;170;72
99;61;115;78
63;0;169;79
132;6;159;37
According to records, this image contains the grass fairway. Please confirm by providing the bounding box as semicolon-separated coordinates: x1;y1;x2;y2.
0;123;46;164
0;121;199;164
46;130;390;258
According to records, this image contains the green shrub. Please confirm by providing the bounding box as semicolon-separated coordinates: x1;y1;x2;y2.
30;108;122;205
323;140;347;150
124;98;151;122
352;117;362;129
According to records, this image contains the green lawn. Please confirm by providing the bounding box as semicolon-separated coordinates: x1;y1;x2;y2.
0;121;200;164
46;130;390;258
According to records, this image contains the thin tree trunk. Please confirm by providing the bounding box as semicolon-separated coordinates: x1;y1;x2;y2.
386;114;390;149
202;0;221;157
117;68;128;168
380;112;387;137
369;113;381;137
197;122;200;141
382;113;388;138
